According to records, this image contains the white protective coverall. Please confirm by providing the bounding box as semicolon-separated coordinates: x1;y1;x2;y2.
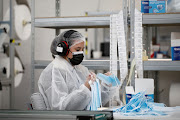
38;56;115;110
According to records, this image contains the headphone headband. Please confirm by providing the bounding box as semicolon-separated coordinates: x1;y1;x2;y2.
56;30;77;56
64;30;77;40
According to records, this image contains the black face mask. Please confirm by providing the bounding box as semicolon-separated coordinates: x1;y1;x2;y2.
68;52;84;65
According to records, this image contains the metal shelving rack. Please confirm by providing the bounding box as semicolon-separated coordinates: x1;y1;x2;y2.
33;13;180;71
31;0;180;94
129;0;180;71
143;13;180;25
0;0;15;109
31;0;128;93
142;14;180;71
129;0;180;103
33;15;122;72
35;16;110;29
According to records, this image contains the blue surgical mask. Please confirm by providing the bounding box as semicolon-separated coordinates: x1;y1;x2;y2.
113;91;169;116
88;79;102;111
97;73;121;87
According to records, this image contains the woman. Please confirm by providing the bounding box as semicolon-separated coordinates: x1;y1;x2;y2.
38;30;115;110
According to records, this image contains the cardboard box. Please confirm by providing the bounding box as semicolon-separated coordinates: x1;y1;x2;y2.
171;32;180;61
126;78;154;104
141;0;166;13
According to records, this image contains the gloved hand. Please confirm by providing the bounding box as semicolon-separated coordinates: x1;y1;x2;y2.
104;71;112;76
97;73;121;87
102;72;113;87
84;72;96;90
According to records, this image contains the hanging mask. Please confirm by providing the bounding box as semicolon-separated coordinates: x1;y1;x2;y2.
69;51;84;65
88;79;102;111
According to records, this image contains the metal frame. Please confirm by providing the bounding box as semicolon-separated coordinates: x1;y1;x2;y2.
35;16;110;29
130;0;135;61
123;0;128;47
31;0;62;94
55;0;61;35
0;0;15;109
143;26;152;58
31;1;127;94
31;0;35;94
34;60;118;70
130;1;180;70
0;110;113;120
144;60;180;71
34;59;180;71
0;0;16;109
143;13;180;25
31;0;180;95
129;0;135;87
130;0;180;104
9;0;15;109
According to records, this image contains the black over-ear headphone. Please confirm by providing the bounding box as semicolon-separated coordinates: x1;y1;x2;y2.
56;30;77;56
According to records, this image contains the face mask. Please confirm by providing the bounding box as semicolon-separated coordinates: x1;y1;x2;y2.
114;91;168;116
97;73;121;87
87;79;102;111
68;51;84;65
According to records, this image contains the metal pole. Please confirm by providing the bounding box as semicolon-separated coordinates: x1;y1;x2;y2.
154;71;159;102
130;0;135;87
0;0;3;21
85;12;88;59
147;27;152;58
120;0;129;105
130;0;135;61
123;0;128;44
31;0;35;94
9;0;15;109
94;29;98;51
143;26;152;57
55;0;61;35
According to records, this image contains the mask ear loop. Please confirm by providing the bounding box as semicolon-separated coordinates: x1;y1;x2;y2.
90;74;102;110
95;78;102;109
112;74;122;106
97;78;103;109
113;74;120;88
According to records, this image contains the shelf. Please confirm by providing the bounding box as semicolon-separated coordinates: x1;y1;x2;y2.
34;60;180;71
35;16;110;29
144;60;180;71
143;13;180;25
34;13;180;29
34;60;111;70
0;21;10;24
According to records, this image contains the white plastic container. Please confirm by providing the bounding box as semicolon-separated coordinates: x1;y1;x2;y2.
171;32;180;61
126;78;154;104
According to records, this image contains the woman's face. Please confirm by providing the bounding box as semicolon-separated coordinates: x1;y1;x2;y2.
67;41;85;59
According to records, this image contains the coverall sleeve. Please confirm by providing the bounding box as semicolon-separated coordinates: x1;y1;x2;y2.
49;66;91;110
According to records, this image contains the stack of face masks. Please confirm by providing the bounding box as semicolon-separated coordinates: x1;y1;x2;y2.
87;79;102;110
97;73;121;87
87;73;120;110
114;91;170;116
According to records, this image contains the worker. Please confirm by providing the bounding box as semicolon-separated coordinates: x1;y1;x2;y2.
38;30;116;110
